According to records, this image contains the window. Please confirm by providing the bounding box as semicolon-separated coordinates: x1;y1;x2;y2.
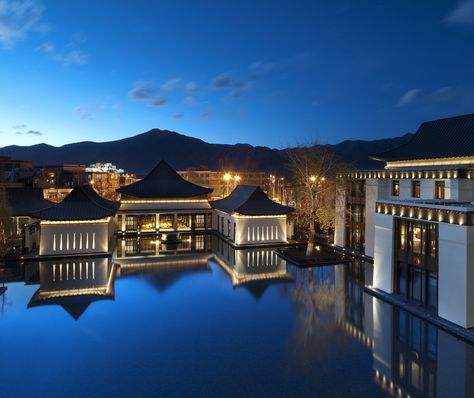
125;216;138;231
227;220;231;237
207;213;212;229
233;222;236;241
392;180;400;196
412;180;420;198
177;214;192;229
159;214;174;229
435;181;445;199
194;214;205;229
140;215;156;230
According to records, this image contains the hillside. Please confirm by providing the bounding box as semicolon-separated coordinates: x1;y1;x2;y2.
0;129;412;175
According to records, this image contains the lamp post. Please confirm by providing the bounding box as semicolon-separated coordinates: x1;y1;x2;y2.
223;173;231;197
234;175;241;189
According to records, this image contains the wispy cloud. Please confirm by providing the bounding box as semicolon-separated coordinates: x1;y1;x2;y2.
54;49;88;66
170;114;183;120
37;40;54;53
12;123;27;130
211;74;235;89
444;0;474;26
249;52;312;77
0;0;44;48
185;81;199;93
150;95;166;107
16;129;42;135
396;88;421;107
75;106;93;120
161;78;180;92
128;81;155;101
199;110;211;119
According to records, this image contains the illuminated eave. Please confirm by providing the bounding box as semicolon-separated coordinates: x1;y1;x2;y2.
40;217;111;225
121;199;209;204
385;156;474;169
231;213;287;219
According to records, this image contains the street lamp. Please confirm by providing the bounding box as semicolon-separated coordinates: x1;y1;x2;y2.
234;175;241;189
223;173;231;197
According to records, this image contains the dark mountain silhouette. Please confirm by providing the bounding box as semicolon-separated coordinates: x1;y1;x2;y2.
0;128;412;175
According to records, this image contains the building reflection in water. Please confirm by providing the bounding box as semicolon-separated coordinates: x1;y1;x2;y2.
212;237;292;299
334;262;474;398
115;233;213;259
27;257;116;320
12;235;474;396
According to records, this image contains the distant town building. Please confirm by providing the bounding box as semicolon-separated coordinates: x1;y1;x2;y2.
85;162;125;201
36;163;87;189
178;167;266;199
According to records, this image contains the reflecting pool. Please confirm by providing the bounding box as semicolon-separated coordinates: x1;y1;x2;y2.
0;236;473;397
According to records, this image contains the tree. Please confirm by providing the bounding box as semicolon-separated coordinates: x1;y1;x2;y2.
287;144;347;256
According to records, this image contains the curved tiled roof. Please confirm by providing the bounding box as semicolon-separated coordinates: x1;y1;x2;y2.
31;185;119;221
4;187;54;217
210;185;294;216
371;113;474;162
117;160;212;199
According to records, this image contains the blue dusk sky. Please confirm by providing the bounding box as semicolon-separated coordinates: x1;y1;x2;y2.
1;0;474;149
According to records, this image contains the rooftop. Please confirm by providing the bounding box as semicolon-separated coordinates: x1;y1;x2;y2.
4;187;53;217
370;113;474;163
31;185;119;221
210;185;294;216
117;160;212;199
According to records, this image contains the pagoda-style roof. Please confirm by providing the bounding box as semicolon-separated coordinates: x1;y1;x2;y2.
4;187;53;217
371;113;474;162
31;185;119;221
210;185;294;216
117;160;212;199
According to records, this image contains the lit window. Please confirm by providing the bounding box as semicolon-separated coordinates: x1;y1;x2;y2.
392;180;400;196
412;180;420;198
435;181;445;199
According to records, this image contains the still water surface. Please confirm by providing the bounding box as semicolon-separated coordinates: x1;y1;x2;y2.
0;236;473;398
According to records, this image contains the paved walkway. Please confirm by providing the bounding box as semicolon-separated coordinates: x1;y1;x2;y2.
365;286;474;344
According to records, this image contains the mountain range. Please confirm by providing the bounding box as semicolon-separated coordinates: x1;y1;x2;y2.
0;129;413;175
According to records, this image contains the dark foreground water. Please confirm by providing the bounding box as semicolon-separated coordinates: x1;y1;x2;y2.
0;237;473;398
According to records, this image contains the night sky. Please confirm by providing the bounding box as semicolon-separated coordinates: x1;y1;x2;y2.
1;0;474;148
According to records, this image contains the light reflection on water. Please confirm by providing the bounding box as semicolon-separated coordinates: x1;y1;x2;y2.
0;235;473;398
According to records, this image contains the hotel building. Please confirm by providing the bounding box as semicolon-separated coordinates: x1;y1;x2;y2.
335;113;474;328
32;185;119;257
116;160;214;235
210;185;294;246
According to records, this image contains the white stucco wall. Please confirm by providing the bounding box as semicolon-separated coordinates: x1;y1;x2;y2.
40;218;114;256
438;223;474;328
235;216;287;245
373;213;394;293
213;210;287;246
365;179;389;258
